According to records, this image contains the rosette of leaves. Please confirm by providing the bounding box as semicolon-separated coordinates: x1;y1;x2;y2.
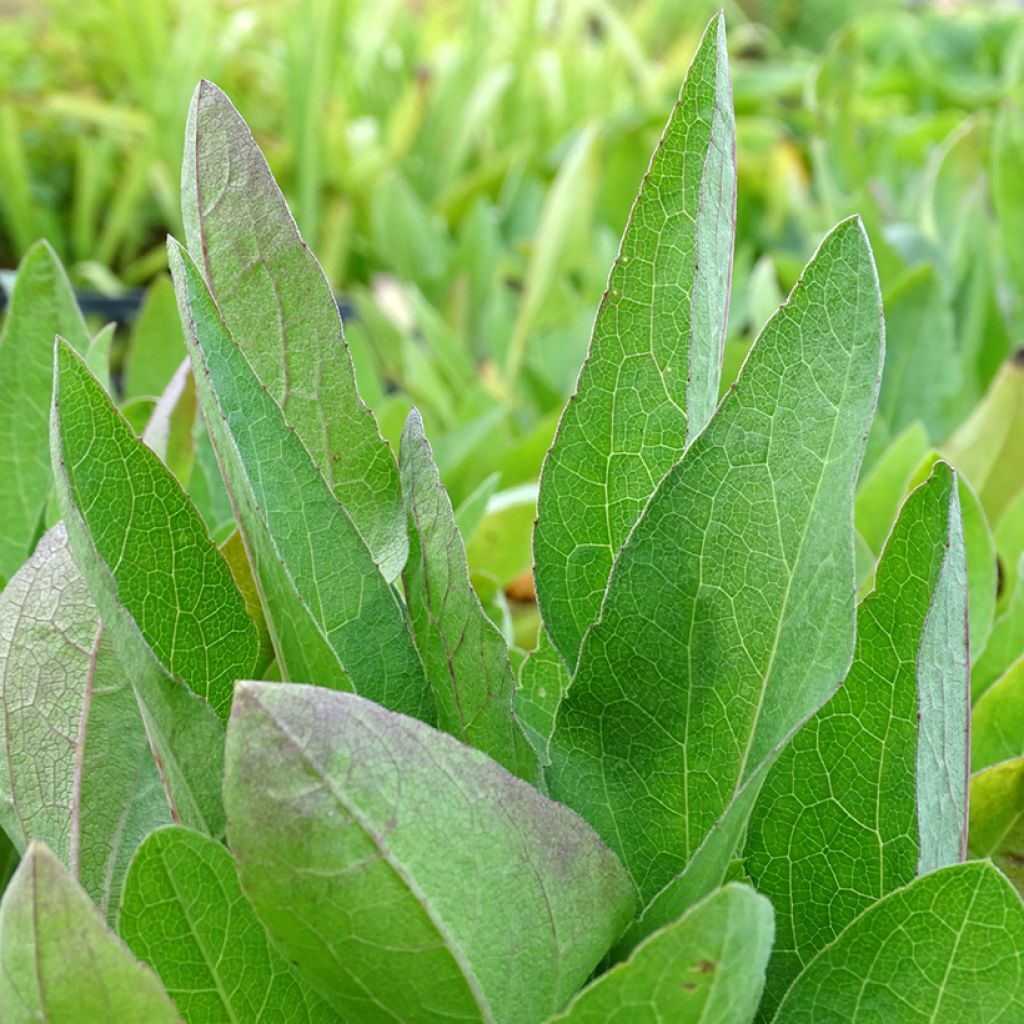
0;14;1022;1024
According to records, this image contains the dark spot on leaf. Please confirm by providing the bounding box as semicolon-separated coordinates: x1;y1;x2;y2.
697;959;716;974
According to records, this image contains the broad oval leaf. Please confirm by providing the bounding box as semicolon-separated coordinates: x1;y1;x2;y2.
400;410;537;780
0;240;89;580
120;826;337;1023
51;340;249;834
770;862;1024;1023
0;842;179;1023
170;241;432;721
550;883;773;1024
745;462;968;1017
534;12;736;668
0;525;172;922
183;80;406;581
547;217;883;905
224;681;637;1024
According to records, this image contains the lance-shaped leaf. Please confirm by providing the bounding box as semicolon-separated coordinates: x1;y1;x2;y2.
971;656;1024;770
51;340;252;834
969;759;1024;896
550;883;773;1024
534;12;735;667
120;826;336;1023
183;80;406;581
0;842;179;1023
0;525;172;923
400;410;537;780
770;862;1024;1023
744;463;968;1018
170;241;432;722
0;240;89;580
547;217;883;905
224;682;636;1024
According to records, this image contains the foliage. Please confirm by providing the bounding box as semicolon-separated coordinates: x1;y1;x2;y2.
1;9;1024;1023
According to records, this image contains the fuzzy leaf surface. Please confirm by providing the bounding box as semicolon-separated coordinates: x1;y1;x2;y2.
534;13;735;667
183;80;406;581
0;241;89;579
745;463;968;1017
0;843;178;1023
547;217;883;904
171;242;431;720
0;525;171;922
400;410;536;779
224;682;636;1024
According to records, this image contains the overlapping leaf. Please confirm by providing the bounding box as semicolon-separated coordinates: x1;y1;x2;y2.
550;884;773;1024
51;340;253;834
120;826;336;1023
183;79;406;581
745;463;968;1017
0;241;89;581
534;12;736;667
0;525;172;923
972;656;1024;769
969;759;1024;895
224;682;636;1024
547;217;883;906
0;843;179;1023
400;410;536;779
170;241;432;720
770;863;1024;1022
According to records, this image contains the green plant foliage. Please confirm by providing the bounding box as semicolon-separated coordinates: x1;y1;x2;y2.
119;826;335;1023
0;842;179;1023
224;682;636;1023
0;11;1022;1022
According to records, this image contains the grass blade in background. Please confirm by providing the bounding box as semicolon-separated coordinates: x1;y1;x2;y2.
0;241;89;582
182;80;407;581
224;682;636;1024
534;13;736;668
547;218;883;906
745;462;968;1017
0;843;179;1023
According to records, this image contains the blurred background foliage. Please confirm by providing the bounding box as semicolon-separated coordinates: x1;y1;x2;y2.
2;0;1024;649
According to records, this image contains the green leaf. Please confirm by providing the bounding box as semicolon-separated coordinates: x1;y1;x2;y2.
946;356;1024;527
123;275;186;400
51;340;258;720
0;525;172;923
85;323;115;392
534;13;736;667
972;560;1024;700
745;462;968;1017
993;103;1024;317
994;490;1024;613
224;681;637;1024
51;340;247;835
400;410;537;780
141;357;195;485
0;830;16;895
120;826;336;1023
517;625;571;766
770;862;1024;1023
971;656;1024;770
547;217;883;905
550;883;773;1024
968;759;1024;896
0;842;179;1024
854;420;929;554
183;80;407;582
170;241;432;721
0;241;89;580
872;263;958;447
